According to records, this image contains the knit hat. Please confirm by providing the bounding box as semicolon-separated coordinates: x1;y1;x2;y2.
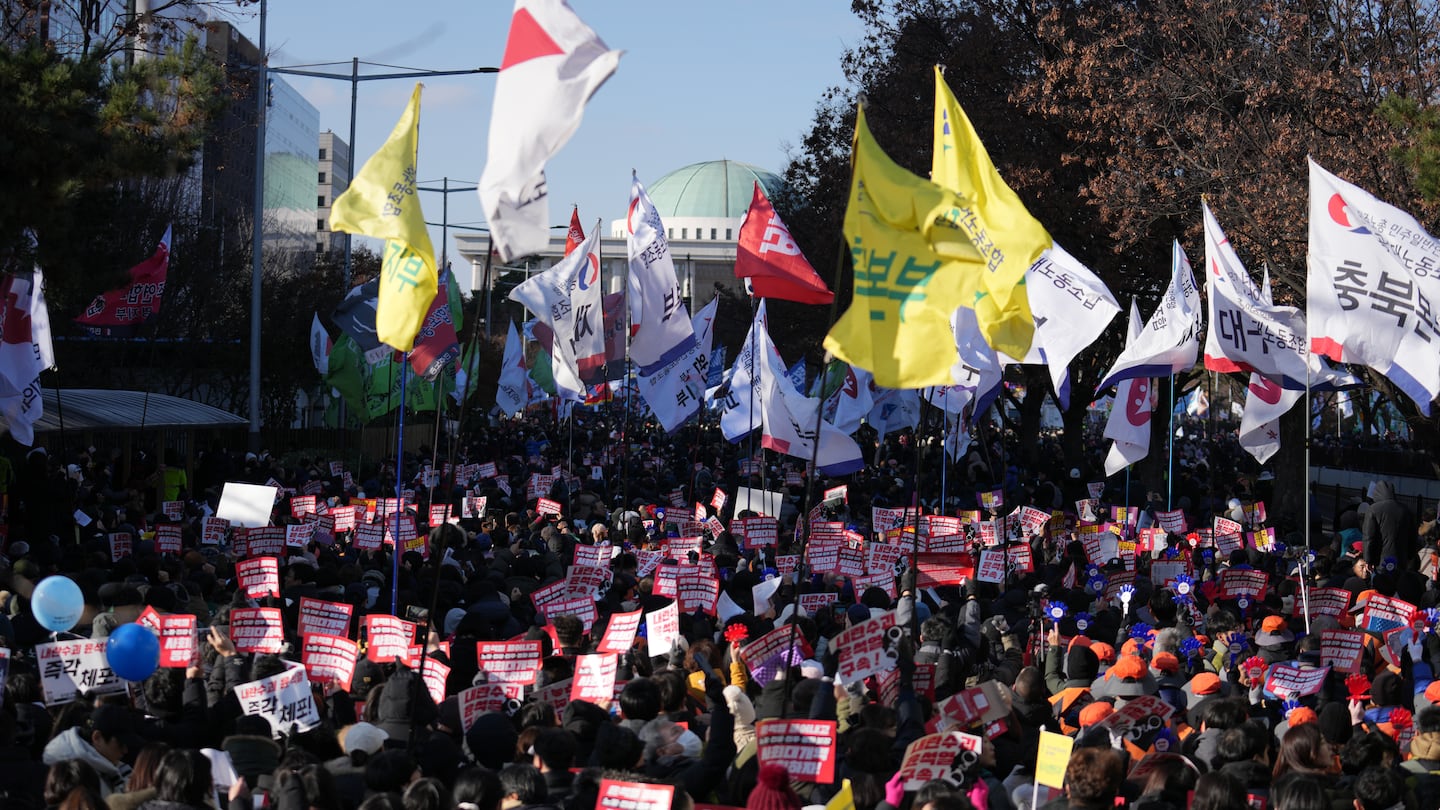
747;764;803;810
1287;706;1319;728
1079;701;1115;728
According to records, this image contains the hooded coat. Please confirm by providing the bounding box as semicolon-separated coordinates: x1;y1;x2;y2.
1364;481;1417;566
42;728;129;796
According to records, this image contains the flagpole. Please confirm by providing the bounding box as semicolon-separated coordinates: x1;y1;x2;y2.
446;234;493;488
392;351;409;615
1167;373;1175;510
746;294;758;485
1300;358;1313;635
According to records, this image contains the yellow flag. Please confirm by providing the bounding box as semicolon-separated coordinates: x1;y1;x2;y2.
328;84;437;352
1035;729;1074;789
933;65;1050;359
825;779;856;810
822;105;980;389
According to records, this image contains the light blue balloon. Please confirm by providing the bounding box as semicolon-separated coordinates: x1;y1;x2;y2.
106;623;160;682
31;575;84;632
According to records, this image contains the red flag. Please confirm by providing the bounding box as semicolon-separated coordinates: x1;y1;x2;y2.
76;225;171;335
734;183;832;305
564;207;585;256
408;267;462;379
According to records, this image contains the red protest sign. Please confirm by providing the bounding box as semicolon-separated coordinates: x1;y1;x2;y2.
236;556;280;599
1217;568;1268;600
756;719;837;783
154;524;182;555
597;610;642;655
914;553;976;588
597;779;675;810
1320;629;1365;675
157;613;197;668
298;598;354;639
290;495;317;518
898;732;981;790
302;634;359;690
230;607;284;654
1300;588;1353;618
570;653;619;704
1264;664;1330;698
1363;594;1418;633
477;641;543;685
537;498;563;516
365;616;417;665
835;610;898;684
677;570;719;614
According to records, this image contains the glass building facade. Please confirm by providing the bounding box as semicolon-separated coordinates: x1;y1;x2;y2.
263;77;320;261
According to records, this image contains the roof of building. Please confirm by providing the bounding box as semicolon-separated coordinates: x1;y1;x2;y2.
646;160;784;219
5;389;248;434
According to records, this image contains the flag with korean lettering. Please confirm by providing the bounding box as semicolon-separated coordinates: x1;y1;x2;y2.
948;305;1004;417
627;173;696;374
719;301;767;441
567;217;606;380
734;181;833;304
327;85;437;352
75;224;169;336
1308;159;1440;414
933;66;1052;360
509;225;603;400
496;321;531;414
823;104;978;389
1104;300;1153;476
1202;202;1308;388
1099;240;1203;390
637;297;716;432
408;265;464;380
479;0;620;263
998;244;1119;409
758;317;864;475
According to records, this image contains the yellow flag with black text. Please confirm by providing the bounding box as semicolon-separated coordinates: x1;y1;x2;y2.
822;104;980;389
933;65;1049;359
328;84;437;352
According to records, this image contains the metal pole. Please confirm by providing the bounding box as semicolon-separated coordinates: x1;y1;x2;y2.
247;0;268;452
343;56;357;289
393;353;409;614
1167;374;1175;510
440;177;449;268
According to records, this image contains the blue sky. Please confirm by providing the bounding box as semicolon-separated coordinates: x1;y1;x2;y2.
234;1;866;265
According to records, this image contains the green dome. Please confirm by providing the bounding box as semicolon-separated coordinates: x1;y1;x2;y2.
646;160;784;219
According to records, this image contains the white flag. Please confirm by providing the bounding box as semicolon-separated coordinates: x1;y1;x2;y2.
0;268;52;446
1202;202;1309;387
1103;300;1153;475
828;364;875;435
478;0;621;262
999;244;1120;408
309;313;330;376
495;321;530;415
638;298;716;432
1308;159;1440;414
867;386;922;437
1238;374;1298;464
950;305;1004;416
756;324;864;475
1099;241;1202;390
719;301;767;441
509;227;603;401
626;174;696;374
569;221;606;379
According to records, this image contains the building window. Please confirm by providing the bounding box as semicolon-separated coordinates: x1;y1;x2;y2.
318;171;326;183
681;228;687;239
711;228;717;240
317;195;326;207
317;241;325;253
318;218;326;231
725;228;732;240
319;148;327;160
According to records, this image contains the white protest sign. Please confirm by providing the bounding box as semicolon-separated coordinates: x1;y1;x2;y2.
234;666;321;737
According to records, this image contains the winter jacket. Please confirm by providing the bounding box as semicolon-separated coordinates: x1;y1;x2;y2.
42;728;130;797
1364;481;1417;566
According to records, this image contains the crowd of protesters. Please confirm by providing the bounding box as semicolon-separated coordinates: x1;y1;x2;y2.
0;408;1434;810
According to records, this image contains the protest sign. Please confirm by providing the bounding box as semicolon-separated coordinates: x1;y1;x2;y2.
202;517;228;545
1036;730;1075;789
1264;664;1331;698
898;732;982;790
109;532;132;562
976;549;1008;584
571;653;619;704
365;616;417;664
353;521;386;551
646;603;681;658
1155;509;1187;533
422;658;450;705
231;607;285;654
154;524;182;555
1302;588;1353;618
1363;594;1418;633
217;482;279;528
1218;568;1269;600
597;779;675;810
161;500;184;520
242;527;286;557
740;516;779;548
459;683;515;731
742;624;810;682
235;666;320;737
37;639;124;705
799;592;839;618
477;641;543;685
835;610;898;684
302;634;359;690
677;570;719;615
236;556;280;599
573;543;611;568
537;498;563;516
298;598;354;639
1320;629;1366;675
285;522;315;548
756;719;837;783
157;613;197;668
914;553;976;588
596;610;642;656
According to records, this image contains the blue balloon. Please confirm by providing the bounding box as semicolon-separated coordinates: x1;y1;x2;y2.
31;575;85;632
106;623;160;682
